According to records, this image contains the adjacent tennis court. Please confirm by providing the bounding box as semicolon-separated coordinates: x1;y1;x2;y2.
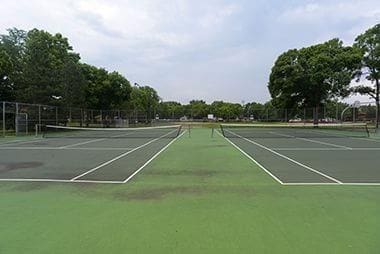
0;125;184;183
220;123;380;185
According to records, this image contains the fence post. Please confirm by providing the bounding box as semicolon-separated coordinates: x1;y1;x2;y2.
285;108;288;122
55;107;58;125
303;108;306;124
2;101;5;137
80;108;83;127
15;102;19;136
38;105;41;127
100;110;103;127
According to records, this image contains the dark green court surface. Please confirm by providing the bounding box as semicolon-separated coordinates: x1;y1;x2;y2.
223;130;380;185
0;132;183;183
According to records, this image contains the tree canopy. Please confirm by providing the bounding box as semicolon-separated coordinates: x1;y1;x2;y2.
268;39;362;109
352;23;380;127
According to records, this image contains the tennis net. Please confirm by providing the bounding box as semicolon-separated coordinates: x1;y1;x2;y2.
39;125;182;139
220;123;370;139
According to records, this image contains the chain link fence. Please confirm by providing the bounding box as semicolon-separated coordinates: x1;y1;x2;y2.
1;101;157;137
241;103;377;125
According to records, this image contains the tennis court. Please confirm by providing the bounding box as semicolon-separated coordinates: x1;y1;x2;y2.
0;125;184;184
220;124;380;185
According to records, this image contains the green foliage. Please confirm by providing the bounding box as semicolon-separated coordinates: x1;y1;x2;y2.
210;101;243;120
158;101;184;119
187;100;210;119
19;29;80;104
0;49;14;101
268;39;362;109
81;64;132;109
353;23;380;127
125;85;160;119
354;23;380;85
0;28;27;101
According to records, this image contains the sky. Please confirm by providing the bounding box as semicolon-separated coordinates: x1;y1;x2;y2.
1;0;379;104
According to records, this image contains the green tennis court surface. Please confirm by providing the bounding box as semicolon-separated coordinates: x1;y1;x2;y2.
221;124;380;185
1;128;380;253
0;125;183;183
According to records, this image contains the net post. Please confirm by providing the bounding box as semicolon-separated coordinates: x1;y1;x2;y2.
220;124;225;137
35;124;39;137
176;125;182;137
365;124;370;137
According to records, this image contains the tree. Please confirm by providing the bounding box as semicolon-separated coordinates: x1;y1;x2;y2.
188;100;209;119
0;28;27;101
268;39;362;123
243;102;265;120
19;29;80;104
210;101;243;121
352;24;380;128
59;60;87;108
126;84;160;122
0;49;14;101
81;64;132;110
158;101;183;119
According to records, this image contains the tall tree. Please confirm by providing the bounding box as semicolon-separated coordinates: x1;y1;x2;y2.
158;101;183;119
126;84;159;121
210;101;243;121
20;29;80;104
352;24;380;128
59;60;86;108
188;100;209;119
0;28;27;100
0;49;14;101
268;39;362;123
81;64;132;109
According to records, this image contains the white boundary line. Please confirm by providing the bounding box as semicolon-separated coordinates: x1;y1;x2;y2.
59;138;107;148
123;130;186;183
353;137;380;143
283;182;380;186
0;178;123;184
70;129;178;181
272;148;345;151
57;129;139;148
272;147;380;151
217;131;283;184
0;146;134;151
269;131;352;149
0;138;45;146
225;130;342;184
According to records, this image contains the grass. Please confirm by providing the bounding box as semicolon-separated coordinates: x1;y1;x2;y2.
0;128;379;253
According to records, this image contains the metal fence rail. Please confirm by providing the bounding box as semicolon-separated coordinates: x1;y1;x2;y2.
1;101;156;137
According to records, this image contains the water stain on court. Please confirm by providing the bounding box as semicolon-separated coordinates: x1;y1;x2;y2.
115;185;256;201
116;186;207;201
0;162;43;172
144;169;219;177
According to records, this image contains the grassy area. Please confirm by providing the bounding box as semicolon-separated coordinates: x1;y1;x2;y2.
0;128;379;253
